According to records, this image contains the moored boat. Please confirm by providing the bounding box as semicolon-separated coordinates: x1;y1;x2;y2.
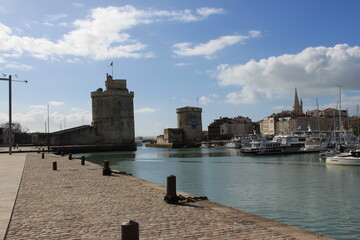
326;149;360;165
240;141;285;155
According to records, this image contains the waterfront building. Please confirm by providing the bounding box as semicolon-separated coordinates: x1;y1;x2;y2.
208;116;253;140
32;74;136;151
260;89;349;135
91;74;135;146
155;106;203;147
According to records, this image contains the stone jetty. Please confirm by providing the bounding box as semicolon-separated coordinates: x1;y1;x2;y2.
3;152;331;239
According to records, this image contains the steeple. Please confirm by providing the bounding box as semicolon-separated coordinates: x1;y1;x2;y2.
293;88;302;115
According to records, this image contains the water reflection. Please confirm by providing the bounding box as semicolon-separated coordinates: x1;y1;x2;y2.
82;147;360;240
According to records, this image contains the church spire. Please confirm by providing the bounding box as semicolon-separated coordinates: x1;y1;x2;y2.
293;88;302;115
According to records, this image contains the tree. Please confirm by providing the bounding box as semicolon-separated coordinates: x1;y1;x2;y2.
0;122;26;133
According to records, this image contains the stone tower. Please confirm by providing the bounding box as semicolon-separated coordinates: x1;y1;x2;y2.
176;106;202;143
91;74;135;149
293;88;303;115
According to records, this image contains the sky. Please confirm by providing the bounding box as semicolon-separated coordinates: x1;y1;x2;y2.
0;0;360;137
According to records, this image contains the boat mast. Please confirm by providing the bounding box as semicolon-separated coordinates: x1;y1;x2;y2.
337;85;343;145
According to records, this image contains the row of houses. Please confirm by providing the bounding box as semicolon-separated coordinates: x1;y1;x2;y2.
207;89;352;140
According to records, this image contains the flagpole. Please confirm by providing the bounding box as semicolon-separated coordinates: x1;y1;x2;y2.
112;62;113;77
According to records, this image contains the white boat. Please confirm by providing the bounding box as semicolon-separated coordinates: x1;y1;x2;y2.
326;150;360;165
301;133;330;152
240;141;285;155
272;134;307;151
225;136;242;148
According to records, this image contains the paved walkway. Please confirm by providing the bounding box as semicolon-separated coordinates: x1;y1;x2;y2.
0;152;26;240
3;153;331;239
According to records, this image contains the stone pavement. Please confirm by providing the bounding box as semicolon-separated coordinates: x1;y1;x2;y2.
4;153;332;239
0;152;26;240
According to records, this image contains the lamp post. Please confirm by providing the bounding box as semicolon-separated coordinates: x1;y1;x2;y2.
0;74;28;155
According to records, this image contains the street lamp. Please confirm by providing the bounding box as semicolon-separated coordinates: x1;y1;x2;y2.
0;74;28;155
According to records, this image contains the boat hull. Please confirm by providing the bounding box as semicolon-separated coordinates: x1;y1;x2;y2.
326;156;360;165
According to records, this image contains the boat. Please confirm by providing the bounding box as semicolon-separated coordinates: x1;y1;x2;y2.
326;149;360;165
224;136;242;148
301;133;330;153
272;134;307;151
240;141;286;155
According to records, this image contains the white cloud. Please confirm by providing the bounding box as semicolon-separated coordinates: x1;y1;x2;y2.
196;7;224;18
199;96;213;105
49;101;65;107
174;62;193;67
172;30;261;58
73;3;85;8
4;62;33;70
0;5;223;63
216;44;360;104
135;107;156;113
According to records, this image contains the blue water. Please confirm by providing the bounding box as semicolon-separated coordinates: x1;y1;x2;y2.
82;147;360;240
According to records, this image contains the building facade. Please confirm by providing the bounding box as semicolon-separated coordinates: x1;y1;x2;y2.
208;116;253;140
260;89;349;135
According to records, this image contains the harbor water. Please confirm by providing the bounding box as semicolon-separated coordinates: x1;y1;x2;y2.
83;146;360;240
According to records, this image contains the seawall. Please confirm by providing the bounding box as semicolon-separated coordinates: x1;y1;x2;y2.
5;153;331;239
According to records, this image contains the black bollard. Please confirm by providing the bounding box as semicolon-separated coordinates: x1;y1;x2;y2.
53;161;57;170
121;220;139;240
164;175;178;204
81;156;85;165
41;153;45;159
103;160;112;176
68;153;72;160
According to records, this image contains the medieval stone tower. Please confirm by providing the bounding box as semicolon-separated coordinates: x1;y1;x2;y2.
176;106;202;143
91;74;135;149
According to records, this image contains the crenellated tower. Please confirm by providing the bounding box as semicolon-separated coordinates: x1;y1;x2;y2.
91;74;135;149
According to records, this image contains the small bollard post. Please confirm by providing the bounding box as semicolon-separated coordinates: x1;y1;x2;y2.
121;220;139;240
103;160;112;176
37;148;40;154
41;153;45;159
164;175;178;204
68;153;72;160
81;156;85;165
52;161;57;170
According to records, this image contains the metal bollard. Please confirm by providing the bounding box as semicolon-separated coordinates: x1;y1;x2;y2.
41;153;45;159
103;160;111;176
81;156;85;165
164;175;178;204
121;220;139;240
53;161;57;170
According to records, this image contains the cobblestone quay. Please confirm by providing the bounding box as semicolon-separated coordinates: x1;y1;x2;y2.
6;153;331;239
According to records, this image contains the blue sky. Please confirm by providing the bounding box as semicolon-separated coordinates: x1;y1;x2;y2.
1;0;360;136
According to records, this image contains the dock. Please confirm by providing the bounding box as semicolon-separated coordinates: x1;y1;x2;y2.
1;152;331;239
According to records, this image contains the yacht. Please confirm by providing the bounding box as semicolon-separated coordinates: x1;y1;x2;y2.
326;149;360;165
272;134;307;151
240;141;285;155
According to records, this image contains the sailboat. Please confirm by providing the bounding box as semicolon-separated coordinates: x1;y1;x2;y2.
326;85;360;165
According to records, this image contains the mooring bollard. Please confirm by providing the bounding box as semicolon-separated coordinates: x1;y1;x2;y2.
81;156;85;165
41;153;45;159
103;160;111;176
121;220;139;240
52;161;57;170
164;175;178;204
